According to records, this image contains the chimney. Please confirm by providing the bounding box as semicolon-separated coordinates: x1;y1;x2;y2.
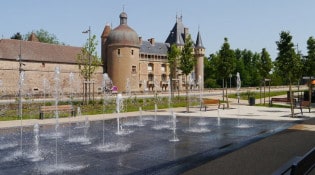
28;32;39;42
139;36;142;45
148;38;155;45
184;28;189;39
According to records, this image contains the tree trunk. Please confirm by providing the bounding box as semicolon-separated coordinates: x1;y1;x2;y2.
289;79;295;117
185;75;189;112
222;79;225;102
225;79;229;108
308;76;312;105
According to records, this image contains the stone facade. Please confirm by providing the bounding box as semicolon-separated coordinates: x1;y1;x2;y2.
0;39;103;98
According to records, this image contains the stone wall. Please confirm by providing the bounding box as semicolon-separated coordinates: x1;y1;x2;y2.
0;60;103;98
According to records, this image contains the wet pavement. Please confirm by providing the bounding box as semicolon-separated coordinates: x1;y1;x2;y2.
0;96;314;175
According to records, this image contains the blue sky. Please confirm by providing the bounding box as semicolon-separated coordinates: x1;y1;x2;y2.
1;0;315;59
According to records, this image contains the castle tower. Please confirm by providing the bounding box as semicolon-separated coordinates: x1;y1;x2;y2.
104;12;140;92
194;31;205;89
101;23;111;73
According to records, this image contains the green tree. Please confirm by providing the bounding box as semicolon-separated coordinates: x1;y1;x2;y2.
167;44;181;100
25;29;64;45
77;34;101;104
258;48;273;104
11;32;23;40
204;56;219;88
178;35;195;112
217;38;236;108
275;31;302;117
305;36;315;103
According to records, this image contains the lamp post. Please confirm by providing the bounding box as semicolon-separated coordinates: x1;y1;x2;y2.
82;26;91;103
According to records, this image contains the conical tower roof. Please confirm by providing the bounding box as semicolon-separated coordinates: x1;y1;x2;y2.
165;16;185;46
195;31;204;49
101;23;111;39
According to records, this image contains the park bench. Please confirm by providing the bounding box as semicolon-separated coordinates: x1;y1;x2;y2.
297;100;311;115
200;98;226;111
270;98;296;107
39;105;75;119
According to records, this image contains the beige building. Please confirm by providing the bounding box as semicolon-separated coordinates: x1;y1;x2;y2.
0;34;103;98
101;12;205;93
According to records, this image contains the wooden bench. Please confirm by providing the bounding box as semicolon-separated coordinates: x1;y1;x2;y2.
200;98;223;111
39;105;75;119
298;100;311;115
270;98;296;107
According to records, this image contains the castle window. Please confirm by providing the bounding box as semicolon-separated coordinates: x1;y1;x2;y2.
131;50;134;55
148;74;154;81
132;65;137;74
161;74;167;81
118;49;121;55
148;63;153;71
161;64;166;72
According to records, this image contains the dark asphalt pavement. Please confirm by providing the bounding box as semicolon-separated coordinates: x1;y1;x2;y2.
182;117;315;175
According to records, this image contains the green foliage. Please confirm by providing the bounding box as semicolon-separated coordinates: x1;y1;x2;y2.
217;38;236;79
25;29;64;45
77;34;101;80
275;31;302;82
305;36;315;77
178;35;195;112
10;32;23;40
228;90;287;100
167;44;181;97
168;44;181;78
258;48;273;79
179;35;195;76
275;31;302;117
0;96;200;121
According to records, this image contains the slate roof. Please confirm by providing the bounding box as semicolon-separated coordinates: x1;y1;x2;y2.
0;39;82;64
195;31;205;49
140;41;169;55
165;17;185;46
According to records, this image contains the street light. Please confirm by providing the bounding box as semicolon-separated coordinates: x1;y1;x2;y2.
82;26;91;102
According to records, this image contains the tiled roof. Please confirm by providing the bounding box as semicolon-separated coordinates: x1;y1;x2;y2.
0;39;82;64
140;41;169;55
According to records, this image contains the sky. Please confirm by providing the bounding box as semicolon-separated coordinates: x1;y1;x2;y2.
1;0;315;59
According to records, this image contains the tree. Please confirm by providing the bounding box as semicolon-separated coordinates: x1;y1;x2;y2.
275;31;302;117
77;34;101;104
204;56;219;88
258;48;273;104
178;35;195;112
217;38;236;108
167;44;181;100
305;36;315;104
25;29;64;45
11;32;23;40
